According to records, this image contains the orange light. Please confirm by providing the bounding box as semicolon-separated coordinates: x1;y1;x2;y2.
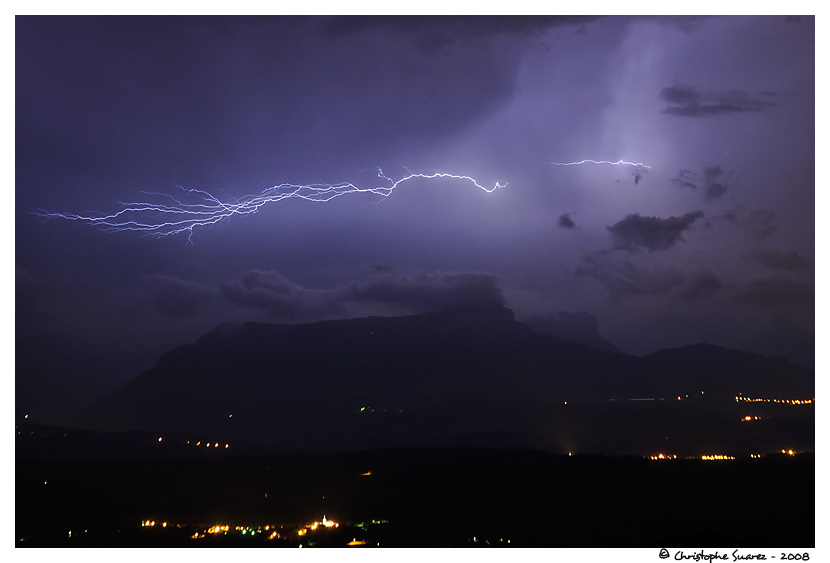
347;539;367;546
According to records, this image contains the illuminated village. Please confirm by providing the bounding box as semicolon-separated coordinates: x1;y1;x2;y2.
133;515;393;547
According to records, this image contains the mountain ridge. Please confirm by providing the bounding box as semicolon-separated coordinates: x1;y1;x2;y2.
73;305;813;455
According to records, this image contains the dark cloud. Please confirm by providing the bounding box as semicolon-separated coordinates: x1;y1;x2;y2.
344;270;504;312
369;264;396;274
703;166;723;181
704;182;727;199
574;253;686;301
672;166;730;199
557;213;577;229
660;84;775;117
750;249;812;271
577;258;729;305
217;268;504;320
607;211;704;252
219;270;342;320
714;207;777;239
702;166;728;199
660;85;702;106
653;15;712;33
612;165;649;186
319;15;596;53
138;275;214;318
671;170;698;190
674;268;726;300
733;276;814;305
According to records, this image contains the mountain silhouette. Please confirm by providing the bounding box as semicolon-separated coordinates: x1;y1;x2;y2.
610;311;814;368
522;310;622;354
74;305;813;455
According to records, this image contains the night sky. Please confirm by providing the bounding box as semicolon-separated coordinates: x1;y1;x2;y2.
15;15;815;419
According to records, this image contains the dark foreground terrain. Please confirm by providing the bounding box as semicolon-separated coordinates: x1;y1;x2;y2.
17;447;814;547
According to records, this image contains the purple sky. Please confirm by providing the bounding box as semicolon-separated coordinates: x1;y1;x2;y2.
16;16;815;410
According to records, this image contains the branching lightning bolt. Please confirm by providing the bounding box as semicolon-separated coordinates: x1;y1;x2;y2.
35;168;507;243
551;159;651;169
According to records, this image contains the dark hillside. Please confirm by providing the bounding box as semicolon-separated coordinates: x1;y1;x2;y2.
73;306;813;455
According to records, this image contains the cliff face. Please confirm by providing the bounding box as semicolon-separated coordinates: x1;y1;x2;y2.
523;311;622;354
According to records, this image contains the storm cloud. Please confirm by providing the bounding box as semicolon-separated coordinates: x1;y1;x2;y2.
607;211;705;252
733;276;814;305
672;166;730;200
672;170;698;190
702;167;728;199
660;84;776;117
217;268;505;320
574;253;687;301
319;15;595;52
750;249;812;271
715;207;777;239
674;268;727;301
344;270;504;312
137;274;215;318
557;213;577;229
219;270;343;320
